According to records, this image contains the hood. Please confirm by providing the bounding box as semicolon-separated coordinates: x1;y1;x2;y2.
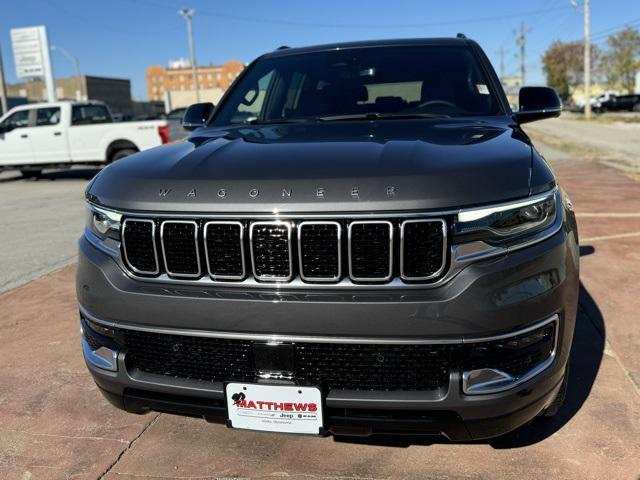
88;118;542;213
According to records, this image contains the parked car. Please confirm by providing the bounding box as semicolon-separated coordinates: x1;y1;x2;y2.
0;101;170;177
596;93;640;112
78;37;578;440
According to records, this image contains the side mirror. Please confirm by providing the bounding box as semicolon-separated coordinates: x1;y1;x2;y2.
0;124;12;134
182;102;215;131
514;86;562;124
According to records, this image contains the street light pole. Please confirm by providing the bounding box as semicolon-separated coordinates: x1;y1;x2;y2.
0;41;8;114
51;45;84;100
583;0;591;119
179;8;200;103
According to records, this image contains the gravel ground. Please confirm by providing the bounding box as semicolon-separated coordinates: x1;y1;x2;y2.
524;117;640;169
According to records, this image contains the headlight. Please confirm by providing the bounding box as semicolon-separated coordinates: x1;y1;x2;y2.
86;204;121;240
454;190;557;245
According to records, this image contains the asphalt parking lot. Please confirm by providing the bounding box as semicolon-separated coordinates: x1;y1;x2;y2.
1;139;639;479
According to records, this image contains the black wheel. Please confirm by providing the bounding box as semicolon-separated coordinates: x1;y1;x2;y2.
110;148;137;162
633;103;640;112
20;169;42;179
542;365;569;417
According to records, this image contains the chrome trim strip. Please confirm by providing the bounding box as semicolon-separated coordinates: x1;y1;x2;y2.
88;201;461;220
297;221;342;282
348;220;393;282
462;315;559;395
79;305;558;349
160;220;201;278
203;221;245;280
121;218;160;275
249;221;294;282
400;219;447;281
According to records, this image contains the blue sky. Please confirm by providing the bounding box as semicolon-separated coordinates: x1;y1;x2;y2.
2;0;638;100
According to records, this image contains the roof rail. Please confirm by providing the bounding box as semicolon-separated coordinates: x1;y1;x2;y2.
276;45;290;50
456;33;467;39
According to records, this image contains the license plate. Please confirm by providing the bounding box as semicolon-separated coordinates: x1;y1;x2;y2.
226;383;323;435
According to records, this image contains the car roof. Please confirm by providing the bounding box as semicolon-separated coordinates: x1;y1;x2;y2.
11;100;106;110
261;37;472;59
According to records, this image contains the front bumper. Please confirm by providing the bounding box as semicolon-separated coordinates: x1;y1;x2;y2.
77;217;579;440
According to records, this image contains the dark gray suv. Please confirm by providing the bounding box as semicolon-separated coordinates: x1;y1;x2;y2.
77;37;579;440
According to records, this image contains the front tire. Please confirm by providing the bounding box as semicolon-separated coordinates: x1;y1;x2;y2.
110;148;137;162
20;169;42;179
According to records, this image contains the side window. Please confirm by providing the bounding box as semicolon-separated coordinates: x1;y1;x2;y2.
1;110;30;130
36;107;61;126
230;70;275;123
71;105;112;125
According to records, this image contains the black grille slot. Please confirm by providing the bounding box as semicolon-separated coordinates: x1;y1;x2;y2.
204;222;244;279
349;222;392;281
119;328;454;392
463;322;556;378
250;222;292;280
295;343;454;391
122;219;158;274
161;221;200;277
401;220;446;279
299;222;341;281
123;330;254;383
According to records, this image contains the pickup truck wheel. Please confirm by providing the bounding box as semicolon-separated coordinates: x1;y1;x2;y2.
20;169;42;179
542;364;569;417
110;148;137;162
633;103;640;112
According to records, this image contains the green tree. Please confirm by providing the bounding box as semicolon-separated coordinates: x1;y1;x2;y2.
542;40;597;100
605;27;640;93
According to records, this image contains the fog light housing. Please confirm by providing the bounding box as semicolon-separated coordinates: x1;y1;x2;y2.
462;316;558;395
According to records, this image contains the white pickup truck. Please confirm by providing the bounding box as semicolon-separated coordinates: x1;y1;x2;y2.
0;101;171;177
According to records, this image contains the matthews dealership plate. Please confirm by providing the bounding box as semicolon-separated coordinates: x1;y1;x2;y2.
226;383;323;435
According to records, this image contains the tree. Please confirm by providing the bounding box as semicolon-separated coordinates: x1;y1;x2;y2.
542;40;599;100
605;27;640;93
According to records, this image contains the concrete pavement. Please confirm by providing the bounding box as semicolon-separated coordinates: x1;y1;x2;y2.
1;155;639;479
0;168;98;294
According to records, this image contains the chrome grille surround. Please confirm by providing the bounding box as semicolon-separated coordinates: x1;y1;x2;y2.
249;221;294;282
121;219;159;275
160;220;201;278
297;221;342;282
348;220;394;282
203;221;246;280
400;219;448;281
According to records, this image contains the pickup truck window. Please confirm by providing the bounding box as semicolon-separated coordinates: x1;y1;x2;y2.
1;110;30;130
36;107;61;126
213;45;501;126
72;105;112;125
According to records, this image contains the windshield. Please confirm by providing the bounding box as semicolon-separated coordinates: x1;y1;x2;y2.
211;45;502;126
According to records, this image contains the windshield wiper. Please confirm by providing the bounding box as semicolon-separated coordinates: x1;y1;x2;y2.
317;112;449;121
244;118;318;125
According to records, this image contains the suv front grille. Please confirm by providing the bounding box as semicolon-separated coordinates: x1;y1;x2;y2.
120;216;448;284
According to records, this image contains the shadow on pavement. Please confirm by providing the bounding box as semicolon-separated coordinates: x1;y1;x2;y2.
335;276;604;449
0;168;101;183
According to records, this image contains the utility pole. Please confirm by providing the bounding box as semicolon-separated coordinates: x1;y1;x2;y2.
583;0;591;119
179;8;200;103
514;21;531;86
496;47;506;81
0;41;8;115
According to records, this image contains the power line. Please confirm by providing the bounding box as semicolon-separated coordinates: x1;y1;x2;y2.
120;0;574;30
514;21;532;85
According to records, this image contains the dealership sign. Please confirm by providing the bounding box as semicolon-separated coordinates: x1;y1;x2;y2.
10;26;56;101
